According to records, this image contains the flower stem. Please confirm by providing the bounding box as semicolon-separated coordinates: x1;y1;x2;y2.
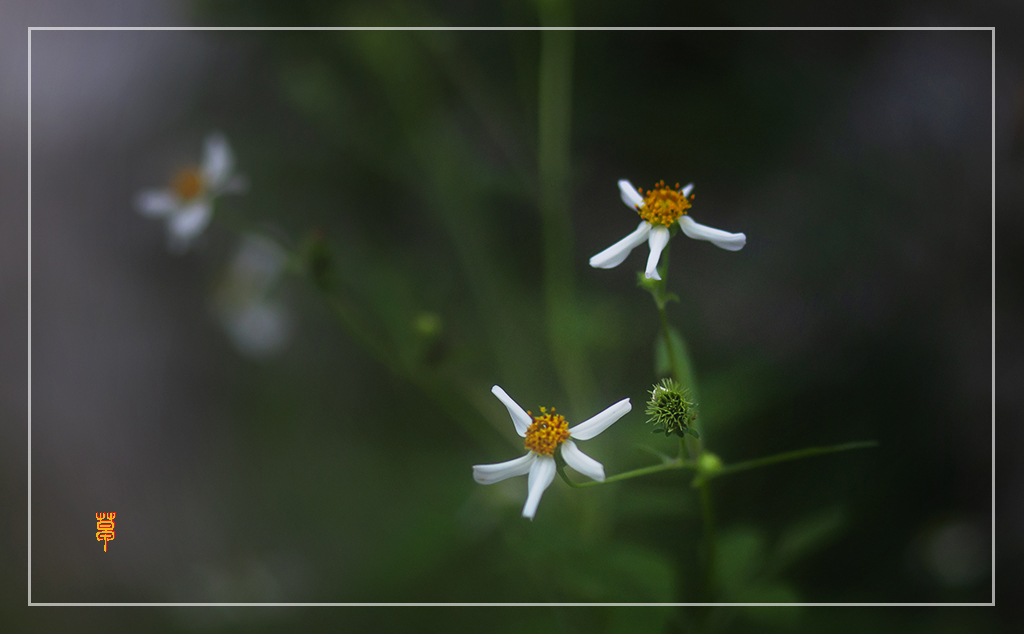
562;440;879;488
657;300;681;385
537;17;595;413
715;441;880;477
699;479;716;595
647;245;716;592
558;456;698;488
319;290;508;455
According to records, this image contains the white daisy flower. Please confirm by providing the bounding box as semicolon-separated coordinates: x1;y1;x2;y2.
472;385;631;520
589;179;746;281
214;234;292;357
135;132;247;252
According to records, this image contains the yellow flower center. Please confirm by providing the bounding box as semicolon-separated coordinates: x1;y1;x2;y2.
635;180;693;226
524;407;571;456
172;167;205;201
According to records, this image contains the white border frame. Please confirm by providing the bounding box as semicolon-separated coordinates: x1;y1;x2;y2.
28;25;995;610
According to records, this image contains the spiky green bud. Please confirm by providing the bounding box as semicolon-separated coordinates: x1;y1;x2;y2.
645;378;698;439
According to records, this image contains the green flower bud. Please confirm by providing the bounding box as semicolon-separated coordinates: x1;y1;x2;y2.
645;378;698;439
698;452;722;475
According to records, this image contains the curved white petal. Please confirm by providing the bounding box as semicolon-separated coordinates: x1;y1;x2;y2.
589;221;651;269
473;452;536;485
682;183;694;198
523;455;556;520
618;179;645;209
569;397;631;440
491;385;531;437
645;225;671;280
560;440;605;482
202;132;234;189
168;199;213;249
135;189;179;217
679;215;746;251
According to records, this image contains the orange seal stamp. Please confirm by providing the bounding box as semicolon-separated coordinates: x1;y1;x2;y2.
95;512;116;552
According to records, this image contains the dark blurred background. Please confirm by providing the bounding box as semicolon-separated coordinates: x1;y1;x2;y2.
1;0;1019;632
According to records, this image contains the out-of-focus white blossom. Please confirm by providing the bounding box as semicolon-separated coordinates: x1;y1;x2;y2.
214;234;292;358
135;132;247;251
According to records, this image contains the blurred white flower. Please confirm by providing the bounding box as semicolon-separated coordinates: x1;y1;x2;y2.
214;234;292;358
472;385;630;520
135;132;247;251
919;519;988;587
590;179;746;280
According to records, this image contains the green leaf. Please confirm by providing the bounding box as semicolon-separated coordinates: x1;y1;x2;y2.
654;328;685;380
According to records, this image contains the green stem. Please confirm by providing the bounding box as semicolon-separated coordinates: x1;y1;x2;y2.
538;20;594;412
715;441;880;477
263;233;511;456
559;456;698;488
657;300;681;385
648;242;716;593
561;440;879;488
699;479;716;595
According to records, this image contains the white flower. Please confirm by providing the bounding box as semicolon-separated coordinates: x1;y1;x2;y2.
214;234;292;357
589;179;746;281
472;385;631;520
135;132;247;252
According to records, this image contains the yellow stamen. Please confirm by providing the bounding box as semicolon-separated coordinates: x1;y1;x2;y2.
635;180;692;226
524;406;571;456
171;167;204;201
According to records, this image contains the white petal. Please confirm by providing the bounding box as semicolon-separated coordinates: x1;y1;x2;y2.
472;452;536;485
135;189;178;217
560;440;605;482
679;215;746;251
618;179;645;209
491;385;531;437
645;225;671;280
589;221;651;269
202;132;234;189
168;199;213;249
569;397;631;440
523;455;556;520
682;183;694;198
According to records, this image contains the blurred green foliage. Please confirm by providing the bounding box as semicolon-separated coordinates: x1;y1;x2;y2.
188;4;992;620
22;2;998;632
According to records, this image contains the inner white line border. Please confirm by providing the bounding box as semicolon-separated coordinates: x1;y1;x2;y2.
28;24;995;610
